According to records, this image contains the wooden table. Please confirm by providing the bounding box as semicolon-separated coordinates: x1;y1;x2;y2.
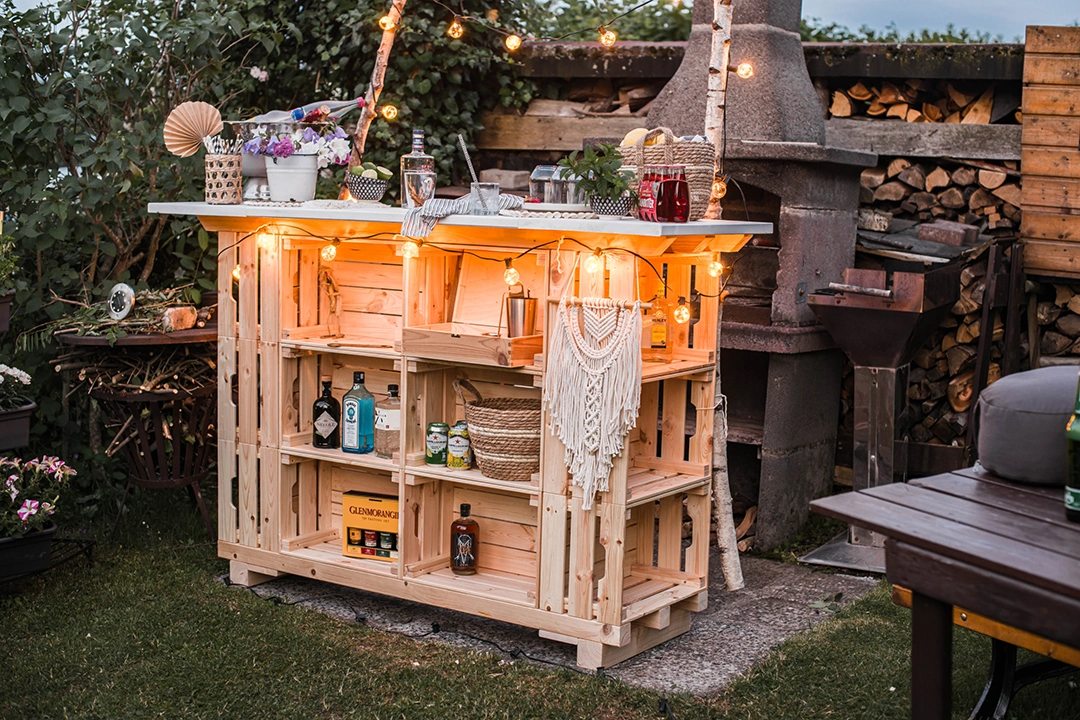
811;466;1080;720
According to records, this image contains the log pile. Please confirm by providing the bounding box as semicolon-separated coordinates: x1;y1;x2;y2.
522;78;667;118
1029;281;1080;361
858;157;1022;237
828;79;1019;124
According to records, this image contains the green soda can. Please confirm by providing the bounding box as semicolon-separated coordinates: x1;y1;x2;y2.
425;421;449;465
447;421;472;470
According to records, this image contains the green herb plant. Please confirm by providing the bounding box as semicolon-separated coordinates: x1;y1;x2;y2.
557;143;634;201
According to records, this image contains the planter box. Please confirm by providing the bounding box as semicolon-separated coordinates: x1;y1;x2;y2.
0;401;36;451
0;523;56;578
0;290;13;334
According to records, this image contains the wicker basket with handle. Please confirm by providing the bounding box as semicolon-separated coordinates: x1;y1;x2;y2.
616;127;715;221
454;379;541;482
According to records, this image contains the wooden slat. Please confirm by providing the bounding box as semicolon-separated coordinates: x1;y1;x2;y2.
477;114;644;151
1022;86;1080;117
337;286;404;316
260;236;283;553
539;492;568;613
1022;147;1080;180
635;382;660;460
1022;239;1080;278
238;441;258;546
634;503;655;568
1021;116;1080;148
568;489;597;619
1026;26;1080;55
1022;210;1080;241
597;501;627;625
683;493;709;577
661;379;687;461
1021;177;1080;211
657;495;682;570
910;473;1080;530
1023;55;1080;86
297;461;318;535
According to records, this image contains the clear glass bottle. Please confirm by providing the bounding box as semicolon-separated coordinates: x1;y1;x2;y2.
1066;375;1080;522
312;379;340;449
400;129;436;208
374;384;401;460
341;371;374;454
450;503;479;575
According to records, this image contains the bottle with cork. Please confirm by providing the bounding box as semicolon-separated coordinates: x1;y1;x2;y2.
450;503;479;575
374;384;401;460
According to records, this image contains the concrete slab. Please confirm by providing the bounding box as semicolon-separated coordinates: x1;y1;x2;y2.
227;549;876;695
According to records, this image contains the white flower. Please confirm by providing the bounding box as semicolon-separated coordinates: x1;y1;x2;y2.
328;137;351;162
297;141;320;156
258;70;268;82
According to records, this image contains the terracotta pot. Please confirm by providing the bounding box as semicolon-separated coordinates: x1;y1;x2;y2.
0;290;13;334
0;400;36;451
0;523;56;578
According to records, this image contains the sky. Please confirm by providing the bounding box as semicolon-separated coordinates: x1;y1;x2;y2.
801;0;1079;42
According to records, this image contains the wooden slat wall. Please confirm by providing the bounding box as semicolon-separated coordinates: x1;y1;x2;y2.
1021;26;1080;277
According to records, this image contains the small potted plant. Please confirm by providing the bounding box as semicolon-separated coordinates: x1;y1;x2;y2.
0;221;15;333
557;143;635;217
0;364;35;452
0;455;75;577
243;123;352;202
346;161;394;202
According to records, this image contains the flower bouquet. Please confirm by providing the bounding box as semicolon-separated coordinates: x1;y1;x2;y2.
1;456;73;539
243;123;352;202
0;364;35;452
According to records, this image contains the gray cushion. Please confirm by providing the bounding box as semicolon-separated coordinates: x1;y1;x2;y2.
975;365;1079;486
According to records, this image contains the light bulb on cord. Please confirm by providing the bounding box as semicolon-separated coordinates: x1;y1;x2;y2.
398;236;420;259
232;264;241;281
673;297;691;325
583;250;604;274
712;177;728;199
503;259;521;286
505;34;523;52
447;17;465;38
256;232;274;251
598;27;617;47
736;62;754;79
380;104;398;121
321;241;339;262
378;15;395;31
707;254;724;278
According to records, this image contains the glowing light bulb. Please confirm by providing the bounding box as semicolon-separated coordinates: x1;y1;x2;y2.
712;178;728;199
380;104;398;121
673;298;691;325
378;15;395;31
447;17;464;39
598;27;617;47
505;34;523;52
707;256;724;278
321;242;338;262
256;232;274;251
232;264;241;281
399;238;420;259
736;62;754;79
583;250;604;274
503;259;520;286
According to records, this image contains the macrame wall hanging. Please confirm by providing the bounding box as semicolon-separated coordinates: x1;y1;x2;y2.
544;296;643;510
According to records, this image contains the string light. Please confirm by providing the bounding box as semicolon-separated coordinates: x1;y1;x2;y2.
503;259;520;286
583;250;604;274
232;264;241;281
321;240;339;262
505;34;523;52
736;62;754;79
447;17;465;38
598;27;617;47
673;297;691;325
398;236;421;259
712;177;728;199
256;232;274;251
707;255;724;278
378;15;395;31
380;104;398;121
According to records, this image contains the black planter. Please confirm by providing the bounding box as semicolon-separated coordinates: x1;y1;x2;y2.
590;195;634;217
0;290;13;334
0;523;57;578
0;401;36;451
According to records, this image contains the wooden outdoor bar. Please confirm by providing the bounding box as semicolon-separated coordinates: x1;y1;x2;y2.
149;202;770;668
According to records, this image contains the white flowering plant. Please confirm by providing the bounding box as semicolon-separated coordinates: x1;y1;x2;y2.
0;456;75;538
0;364;31;411
242;123;351;169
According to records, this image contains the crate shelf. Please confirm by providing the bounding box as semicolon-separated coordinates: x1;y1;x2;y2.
281;443;400;475
408;566;536;608
281;338;399;361
625;466;710;507
282;541;399;579
405;464;540;496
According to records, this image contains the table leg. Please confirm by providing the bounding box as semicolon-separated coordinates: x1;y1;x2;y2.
911;591;952;720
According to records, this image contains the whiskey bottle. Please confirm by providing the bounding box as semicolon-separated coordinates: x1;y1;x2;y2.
312;379;340;449
341;371;374;454
374;384;401;460
450;503;478;575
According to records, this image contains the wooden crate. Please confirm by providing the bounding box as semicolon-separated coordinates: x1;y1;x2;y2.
183;207;760;669
1021;26;1080;278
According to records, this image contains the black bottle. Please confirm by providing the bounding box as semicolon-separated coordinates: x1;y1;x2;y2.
312;379;340;449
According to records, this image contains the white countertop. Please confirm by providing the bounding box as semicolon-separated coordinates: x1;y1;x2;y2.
148;202;773;238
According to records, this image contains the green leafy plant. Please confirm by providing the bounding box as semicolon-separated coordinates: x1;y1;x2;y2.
1;455;75;538
0;363;31;411
557;143;633;201
0;233;14;290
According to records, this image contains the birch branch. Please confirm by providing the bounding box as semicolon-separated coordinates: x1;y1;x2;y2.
352;0;408;165
711;299;744;590
703;0;733;221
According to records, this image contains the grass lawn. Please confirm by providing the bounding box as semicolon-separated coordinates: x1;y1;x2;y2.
2;488;1078;719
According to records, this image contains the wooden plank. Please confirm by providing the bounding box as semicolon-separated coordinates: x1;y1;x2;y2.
1026;26;1080;55
597;501;627;625
260;236;282;553
476;114;644;151
661;379;687;461
693;260;719;352
1022;239;1080;278
656;495;682;570
539;492;568;613
1022;86;1080;117
825;119;1021;160
684;493;709;577
238;441;258;546
336;286;404;316
568;489;597;619
911;473;1080;531
298;249;319;328
317;460;332;532
574;609;690;670
338;311;401;345
1022;147;1080;180
297;460;318;536
260;447;281;552
635;382;660;460
687;379;713;467
1022;116;1080;148
1023;211;1080;243
633;503;655;568
1023;55;1080;86
1022;177;1080;211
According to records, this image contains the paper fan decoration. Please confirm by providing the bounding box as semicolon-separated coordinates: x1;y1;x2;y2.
163;101;224;157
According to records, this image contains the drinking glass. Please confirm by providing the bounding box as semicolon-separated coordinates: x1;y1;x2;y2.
402;169;436;208
469;182;501;215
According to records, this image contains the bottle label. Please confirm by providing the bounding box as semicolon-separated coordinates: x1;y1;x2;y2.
426;432;447;453
375;408;400;431
314;411;338;439
1066;486;1080;511
342;398;359;448
451;531;476;569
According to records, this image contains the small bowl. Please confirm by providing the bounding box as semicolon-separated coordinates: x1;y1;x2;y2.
346;174;390;202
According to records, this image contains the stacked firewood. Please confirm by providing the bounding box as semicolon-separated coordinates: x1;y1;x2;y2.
858;158;1021;236
828;79;1018;124
522;78;666;118
1031;283;1080;359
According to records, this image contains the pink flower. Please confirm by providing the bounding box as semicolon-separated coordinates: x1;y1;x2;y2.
17;499;38;523
249;66;269;82
41;502;55;515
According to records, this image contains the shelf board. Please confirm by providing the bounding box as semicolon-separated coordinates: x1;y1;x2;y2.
405;464;540;495
283;541;399;578
408;566;536;607
402;355;544;378
640;357;714;383
625;467;709;507
282;443;400;475
281;338;399;361
727;417;764;446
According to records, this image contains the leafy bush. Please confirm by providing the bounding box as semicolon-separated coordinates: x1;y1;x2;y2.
800;18;1008;43
533;0;692;42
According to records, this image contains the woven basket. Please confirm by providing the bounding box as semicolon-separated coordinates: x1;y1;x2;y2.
617;127;715;221
205;154;243;205
454;379;541;482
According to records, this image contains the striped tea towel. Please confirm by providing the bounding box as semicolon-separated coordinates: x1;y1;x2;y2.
401;194;524;238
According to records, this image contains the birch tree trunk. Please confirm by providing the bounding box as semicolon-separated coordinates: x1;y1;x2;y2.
705;0;744;591
351;0;408;166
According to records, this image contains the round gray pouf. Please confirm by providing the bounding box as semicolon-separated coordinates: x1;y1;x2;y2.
975;365;1080;486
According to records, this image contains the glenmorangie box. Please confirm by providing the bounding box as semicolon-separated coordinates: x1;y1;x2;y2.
342;492;399;562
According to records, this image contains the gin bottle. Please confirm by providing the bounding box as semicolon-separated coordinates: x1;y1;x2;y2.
341;371;375;454
374;384;401;459
400;129;436;208
312;379;340;449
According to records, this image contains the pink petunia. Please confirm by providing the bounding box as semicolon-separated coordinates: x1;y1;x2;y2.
17;499;38;523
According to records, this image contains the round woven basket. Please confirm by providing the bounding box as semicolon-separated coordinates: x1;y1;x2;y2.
205;154;243;205
617;127;715;221
454;379;541;482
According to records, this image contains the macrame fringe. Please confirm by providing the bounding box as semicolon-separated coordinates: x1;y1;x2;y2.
544;296;643;510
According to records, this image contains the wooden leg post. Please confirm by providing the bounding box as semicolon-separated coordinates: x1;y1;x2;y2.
911;590;953;720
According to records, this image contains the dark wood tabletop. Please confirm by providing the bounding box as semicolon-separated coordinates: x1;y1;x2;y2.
811;466;1080;720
